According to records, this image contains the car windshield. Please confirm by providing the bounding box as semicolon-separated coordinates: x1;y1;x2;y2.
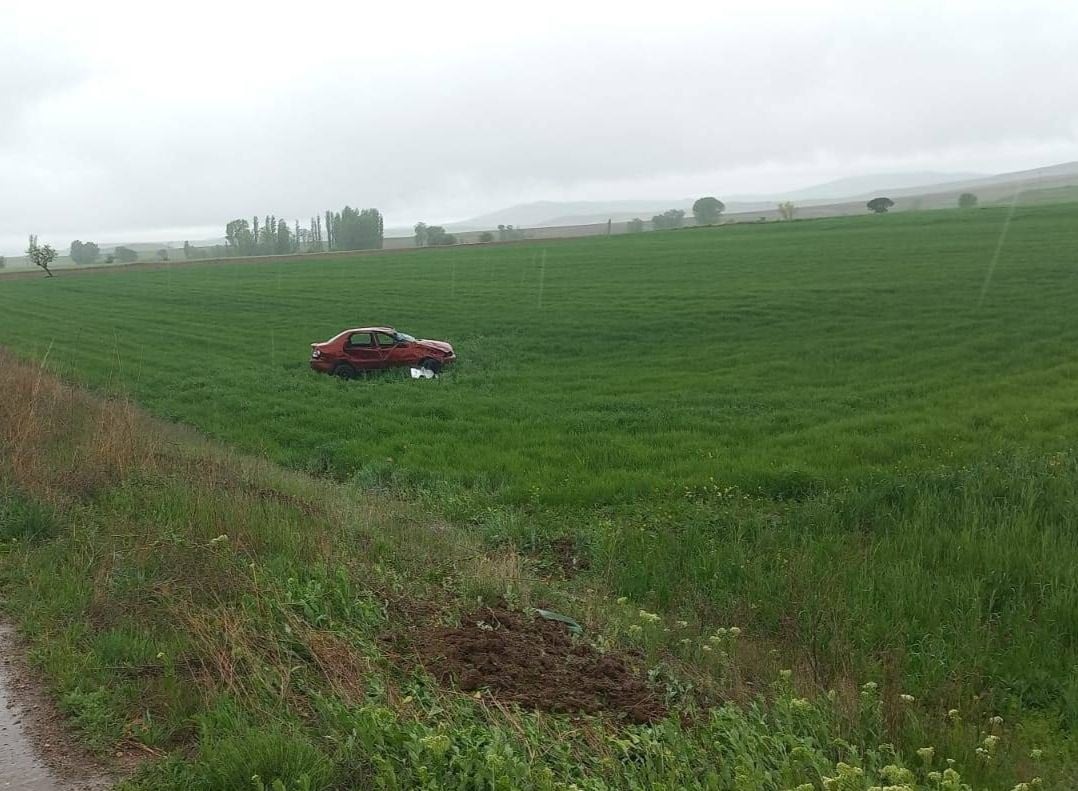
394;331;416;343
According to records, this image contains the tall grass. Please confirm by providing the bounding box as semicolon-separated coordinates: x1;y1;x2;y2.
3;351;1054;788
594;457;1078;723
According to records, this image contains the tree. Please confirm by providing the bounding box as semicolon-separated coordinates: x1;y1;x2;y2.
867;197;894;214
183;241;194;259
70;240;100;266
497;224;524;242
692;197;725;225
627;218;645;233
958;192;978;209
27;235;57;277
115;246;138;263
652;209;686;230
414;222;429;247
426;226;456;246
0;256;6;269
777;202;796;221
156;249;169;261
479;231;494;243
276;218;292;254
329;207;383;251
225;219;254;253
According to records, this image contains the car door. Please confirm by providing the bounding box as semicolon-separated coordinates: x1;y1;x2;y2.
374;331;406;367
343;331;381;369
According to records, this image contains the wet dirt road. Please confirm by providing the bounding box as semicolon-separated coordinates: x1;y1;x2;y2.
0;624;109;790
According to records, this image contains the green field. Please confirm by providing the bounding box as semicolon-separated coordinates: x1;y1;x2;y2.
3;207;1078;504
3;204;1078;785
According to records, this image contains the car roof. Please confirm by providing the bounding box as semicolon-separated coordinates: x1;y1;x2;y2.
343;326;394;334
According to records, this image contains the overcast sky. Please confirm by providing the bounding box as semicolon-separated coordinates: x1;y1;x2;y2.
2;0;1077;254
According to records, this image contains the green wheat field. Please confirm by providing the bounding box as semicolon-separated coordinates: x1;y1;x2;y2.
2;202;1078;787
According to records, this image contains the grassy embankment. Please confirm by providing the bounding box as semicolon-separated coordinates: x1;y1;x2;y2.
2;203;1077;785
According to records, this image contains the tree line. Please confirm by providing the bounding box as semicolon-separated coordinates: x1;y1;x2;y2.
622;196;727;232
21;205;386;275
18;189;985;278
223;207;384;256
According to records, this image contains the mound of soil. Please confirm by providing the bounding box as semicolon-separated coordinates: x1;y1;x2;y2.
415;607;665;723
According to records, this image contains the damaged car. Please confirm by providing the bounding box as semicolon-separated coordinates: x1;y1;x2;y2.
310;326;455;379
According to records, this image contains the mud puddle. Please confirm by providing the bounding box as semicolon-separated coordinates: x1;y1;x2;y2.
0;624;111;790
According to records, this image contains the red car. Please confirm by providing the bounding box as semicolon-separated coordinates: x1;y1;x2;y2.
310;326;456;378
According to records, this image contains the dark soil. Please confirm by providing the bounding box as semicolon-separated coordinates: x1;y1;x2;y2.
412;607;665;724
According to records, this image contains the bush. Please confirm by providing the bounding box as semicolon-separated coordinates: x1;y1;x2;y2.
115;247;139;263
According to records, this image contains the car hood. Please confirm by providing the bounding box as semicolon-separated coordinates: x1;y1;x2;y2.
418;339;453;354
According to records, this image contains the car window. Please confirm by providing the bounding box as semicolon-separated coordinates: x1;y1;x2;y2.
375;332;397;348
347;332;373;348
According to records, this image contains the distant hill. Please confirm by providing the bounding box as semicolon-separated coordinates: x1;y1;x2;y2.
449;163;1078;230
446;175;984;230
730;171;985;202
838;160;1078;201
449;200;695;231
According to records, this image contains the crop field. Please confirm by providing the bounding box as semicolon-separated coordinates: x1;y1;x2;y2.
3;203;1078;785
2;206;1078;503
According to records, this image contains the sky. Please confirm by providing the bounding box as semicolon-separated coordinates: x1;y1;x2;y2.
2;0;1077;254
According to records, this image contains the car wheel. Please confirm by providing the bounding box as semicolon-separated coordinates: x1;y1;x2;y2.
332;363;356;380
419;357;443;374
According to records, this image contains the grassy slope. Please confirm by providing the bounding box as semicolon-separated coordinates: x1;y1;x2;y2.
0;351;1031;790
2;204;1078;784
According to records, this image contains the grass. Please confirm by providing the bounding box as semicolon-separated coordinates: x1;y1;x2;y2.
2;203;1078;785
1;206;1078;505
1;350;1035;790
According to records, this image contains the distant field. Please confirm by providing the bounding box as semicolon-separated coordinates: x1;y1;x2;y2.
3;203;1078;744
995;184;1078;206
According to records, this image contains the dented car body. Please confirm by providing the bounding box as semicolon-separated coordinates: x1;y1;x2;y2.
310;326;455;378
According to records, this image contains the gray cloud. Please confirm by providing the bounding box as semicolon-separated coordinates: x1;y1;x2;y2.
2;1;1077;253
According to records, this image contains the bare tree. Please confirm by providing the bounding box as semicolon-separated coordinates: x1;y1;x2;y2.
777;202;796;220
